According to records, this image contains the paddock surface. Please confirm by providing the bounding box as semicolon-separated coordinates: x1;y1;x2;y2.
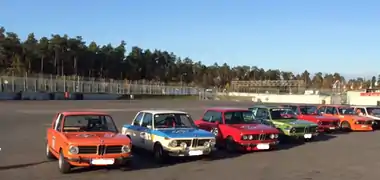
0;100;379;180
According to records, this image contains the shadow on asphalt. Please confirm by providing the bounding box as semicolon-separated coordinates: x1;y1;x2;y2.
0;161;49;171
69;149;242;173
276;133;337;151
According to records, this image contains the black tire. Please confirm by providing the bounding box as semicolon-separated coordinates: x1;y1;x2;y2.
341;121;351;132
225;136;237;153
118;159;131;171
46;142;56;160
153;143;168;164
58;150;71;174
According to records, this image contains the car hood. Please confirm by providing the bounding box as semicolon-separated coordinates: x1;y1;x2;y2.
64;132;130;145
301;115;340;121
227;124;279;133
366;115;380;120
157;128;214;138
339;115;372;121
272;119;318;127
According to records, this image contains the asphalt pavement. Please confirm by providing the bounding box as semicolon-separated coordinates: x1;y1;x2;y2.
0;100;379;180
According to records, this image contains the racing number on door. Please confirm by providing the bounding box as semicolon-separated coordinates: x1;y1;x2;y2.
52;136;56;150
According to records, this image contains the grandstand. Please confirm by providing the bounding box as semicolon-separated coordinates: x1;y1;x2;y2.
230;80;305;94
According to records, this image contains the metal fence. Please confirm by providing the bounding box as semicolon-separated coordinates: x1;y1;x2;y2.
0;75;201;95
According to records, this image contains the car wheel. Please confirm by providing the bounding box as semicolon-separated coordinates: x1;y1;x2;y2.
153;144;167;164
118;159;131;171
58;150;71;174
225;136;237;153
341;121;351;132
46;142;56;160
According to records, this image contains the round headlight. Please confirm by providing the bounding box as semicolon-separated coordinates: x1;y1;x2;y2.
68;145;79;154
169;140;178;147
317;120;322;125
180;142;187;149
242;135;248;140
290;127;296;133
210;139;216;145
121;145;131;153
248;135;253;140
270;134;275;139
274;134;279;138
203;141;210;147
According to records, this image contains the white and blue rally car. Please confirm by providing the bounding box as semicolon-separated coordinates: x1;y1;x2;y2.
121;110;216;162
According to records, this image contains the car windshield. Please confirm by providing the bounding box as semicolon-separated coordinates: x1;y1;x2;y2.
367;108;380;115
270;108;296;120
338;107;355;115
154;113;196;128
224;111;259;124
299;106;318;115
63;115;118;132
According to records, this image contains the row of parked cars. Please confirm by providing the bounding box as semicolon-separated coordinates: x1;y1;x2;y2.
45;104;380;173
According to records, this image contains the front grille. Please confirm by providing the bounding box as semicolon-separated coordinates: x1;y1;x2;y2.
191;139;210;147
105;145;123;154
241;134;272;140
365;121;373;125
78;146;97;154
177;140;192;147
320;121;331;125
293;127;305;133
305;126;317;133
78;145;123;155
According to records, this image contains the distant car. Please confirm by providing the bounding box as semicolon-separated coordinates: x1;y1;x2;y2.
121;110;216;163
282;104;340;132
248;105;319;141
353;106;380;128
46;111;132;174
318;105;374;131
194;107;280;152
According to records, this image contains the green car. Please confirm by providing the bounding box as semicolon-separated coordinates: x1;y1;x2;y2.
249;105;319;141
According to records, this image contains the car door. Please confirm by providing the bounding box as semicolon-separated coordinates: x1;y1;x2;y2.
139;113;154;150
324;106;336;117
128;112;144;147
50;113;63;153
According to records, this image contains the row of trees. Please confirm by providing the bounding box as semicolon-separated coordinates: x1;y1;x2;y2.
0;26;378;89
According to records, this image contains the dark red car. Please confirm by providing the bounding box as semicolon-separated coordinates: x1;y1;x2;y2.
194;107;280;152
282;104;340;132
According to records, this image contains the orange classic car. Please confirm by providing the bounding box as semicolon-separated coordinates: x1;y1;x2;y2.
317;105;374;131
46;111;132;173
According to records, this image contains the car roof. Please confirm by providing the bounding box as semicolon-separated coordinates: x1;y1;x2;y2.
139;110;188;114
206;107;251;112
321;105;351;108
60;111;109;116
352;105;380;108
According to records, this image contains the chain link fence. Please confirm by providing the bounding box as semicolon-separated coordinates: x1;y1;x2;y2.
0;74;202;96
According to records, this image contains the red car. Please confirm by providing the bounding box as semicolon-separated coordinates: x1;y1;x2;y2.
194;107;280;152
283;104;340;132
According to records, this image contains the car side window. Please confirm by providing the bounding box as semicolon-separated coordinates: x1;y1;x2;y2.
325;107;334;114
290;106;298;114
141;113;153;127
54;114;64;131
357;108;366;115
256;108;269;119
202;111;222;123
250;107;258;116
318;106;326;114
133;112;144;126
202;111;214;122
332;107;338;115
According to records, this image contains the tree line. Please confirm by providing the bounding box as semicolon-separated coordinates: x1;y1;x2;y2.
0;26;378;90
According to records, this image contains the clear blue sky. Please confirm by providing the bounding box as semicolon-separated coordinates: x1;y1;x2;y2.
1;0;379;78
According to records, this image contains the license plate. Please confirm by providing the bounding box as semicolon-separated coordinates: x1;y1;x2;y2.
189;150;203;156
361;125;368;128
329;127;335;130
91;158;115;165
257;143;270;150
304;134;312;139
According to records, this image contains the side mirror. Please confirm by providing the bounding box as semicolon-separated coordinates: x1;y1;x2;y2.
146;125;152;129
